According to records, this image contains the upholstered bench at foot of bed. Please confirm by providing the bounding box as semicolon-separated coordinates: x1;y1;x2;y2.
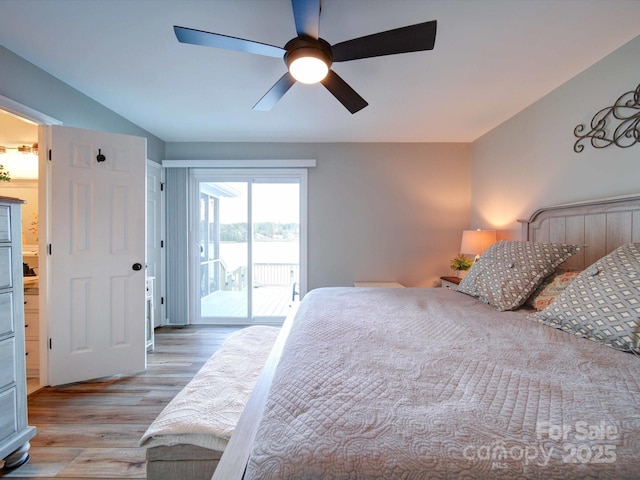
146;444;222;480
140;325;280;480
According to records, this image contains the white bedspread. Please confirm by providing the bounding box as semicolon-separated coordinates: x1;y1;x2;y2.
245;287;640;479
140;325;279;453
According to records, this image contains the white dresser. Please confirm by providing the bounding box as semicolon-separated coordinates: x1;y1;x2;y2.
0;197;36;469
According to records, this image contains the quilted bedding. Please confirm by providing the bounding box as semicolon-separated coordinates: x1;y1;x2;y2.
244;287;640;479
140;325;279;452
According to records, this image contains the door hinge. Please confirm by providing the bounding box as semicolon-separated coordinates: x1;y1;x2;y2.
47;244;52;255
49;338;52;350
161;297;164;305
48;149;52;161
160;240;164;248
160;182;164;192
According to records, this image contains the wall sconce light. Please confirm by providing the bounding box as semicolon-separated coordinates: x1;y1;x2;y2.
0;144;36;154
0;143;39;179
461;229;497;262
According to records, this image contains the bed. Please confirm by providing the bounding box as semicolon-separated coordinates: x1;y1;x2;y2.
213;194;640;480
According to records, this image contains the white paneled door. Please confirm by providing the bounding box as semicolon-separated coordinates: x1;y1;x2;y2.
48;126;146;386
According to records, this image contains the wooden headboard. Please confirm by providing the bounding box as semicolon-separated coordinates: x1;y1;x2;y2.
519;193;640;271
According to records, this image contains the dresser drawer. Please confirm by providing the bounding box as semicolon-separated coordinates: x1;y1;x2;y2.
25;340;39;371
0;247;11;289
0;206;10;243
24;313;39;340
24;294;39;313
0;292;14;337
0;337;16;390
0;387;18;442
441;279;459;290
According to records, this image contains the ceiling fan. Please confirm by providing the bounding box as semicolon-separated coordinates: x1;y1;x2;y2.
174;0;437;114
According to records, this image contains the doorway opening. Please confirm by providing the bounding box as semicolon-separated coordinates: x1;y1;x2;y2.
191;169;307;325
0;107;40;392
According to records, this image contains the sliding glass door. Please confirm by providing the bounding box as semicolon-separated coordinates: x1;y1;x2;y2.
251;181;301;318
199;181;249;319
192;169;306;324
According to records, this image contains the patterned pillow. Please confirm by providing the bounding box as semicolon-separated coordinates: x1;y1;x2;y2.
526;271;581;311
457;240;580;311
530;242;640;353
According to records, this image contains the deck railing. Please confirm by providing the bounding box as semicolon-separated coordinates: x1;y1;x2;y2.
253;263;299;287
202;260;299;296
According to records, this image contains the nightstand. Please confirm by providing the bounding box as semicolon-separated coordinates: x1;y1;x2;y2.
440;276;461;290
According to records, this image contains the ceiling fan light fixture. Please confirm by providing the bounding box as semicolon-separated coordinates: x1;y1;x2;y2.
284;37;333;85
289;55;328;84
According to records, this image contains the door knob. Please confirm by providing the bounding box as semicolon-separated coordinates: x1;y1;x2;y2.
132;263;143;271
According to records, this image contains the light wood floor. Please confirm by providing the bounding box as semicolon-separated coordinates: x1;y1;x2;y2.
3;326;243;479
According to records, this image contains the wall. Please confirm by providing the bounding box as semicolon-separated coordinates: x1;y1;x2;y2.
165;142;471;289
0;45;164;162
471;35;640;239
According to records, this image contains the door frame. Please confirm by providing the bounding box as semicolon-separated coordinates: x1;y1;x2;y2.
146;159;165;327
0;94;62;386
188;168;308;325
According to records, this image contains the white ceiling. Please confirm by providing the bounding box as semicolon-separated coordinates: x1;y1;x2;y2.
0;0;639;143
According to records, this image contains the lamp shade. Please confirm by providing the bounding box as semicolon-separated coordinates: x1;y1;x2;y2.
460;229;496;256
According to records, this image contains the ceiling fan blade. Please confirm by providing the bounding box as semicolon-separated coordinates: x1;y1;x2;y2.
174;26;284;58
253;72;297;111
291;0;320;38
331;20;437;62
321;69;368;114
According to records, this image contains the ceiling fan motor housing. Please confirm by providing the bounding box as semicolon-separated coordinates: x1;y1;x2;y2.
284;36;333;70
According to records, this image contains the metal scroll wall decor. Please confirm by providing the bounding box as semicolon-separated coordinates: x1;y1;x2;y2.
573;82;640;153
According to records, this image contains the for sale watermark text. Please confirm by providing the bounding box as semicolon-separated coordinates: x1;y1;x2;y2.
536;421;618;465
462;421;619;469
536;421;618;442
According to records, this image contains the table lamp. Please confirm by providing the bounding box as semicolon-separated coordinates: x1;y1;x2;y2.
460;229;497;263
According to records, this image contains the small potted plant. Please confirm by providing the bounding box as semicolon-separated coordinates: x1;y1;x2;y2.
450;254;473;278
0;164;10;182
